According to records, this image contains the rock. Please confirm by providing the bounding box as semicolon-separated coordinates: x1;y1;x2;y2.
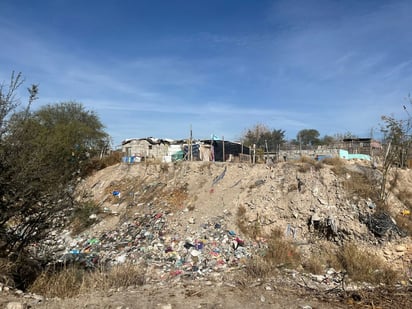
29;294;44;304
6;302;25;309
395;245;407;252
311;274;324;282
383;250;391;256
318;198;327;205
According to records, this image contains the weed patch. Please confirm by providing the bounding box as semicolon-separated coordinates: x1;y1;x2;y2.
344;171;379;201
30;263;146;298
337;243;399;285
264;229;301;268
236;205;261;239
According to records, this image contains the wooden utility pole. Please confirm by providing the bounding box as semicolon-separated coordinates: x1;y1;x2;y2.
189;124;193;161
222;136;225;162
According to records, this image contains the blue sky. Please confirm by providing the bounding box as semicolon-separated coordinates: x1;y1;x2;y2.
1;0;412;146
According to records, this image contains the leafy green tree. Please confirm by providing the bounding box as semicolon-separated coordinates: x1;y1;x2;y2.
241;123;286;152
296;129;320;146
0;73;109;260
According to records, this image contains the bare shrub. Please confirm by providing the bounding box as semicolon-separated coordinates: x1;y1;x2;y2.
236;206;261;239
264;229;301;268
243;256;272;279
242;230;301;282
338;243;399;285
30;266;85;298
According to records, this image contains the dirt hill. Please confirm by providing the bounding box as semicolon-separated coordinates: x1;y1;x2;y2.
76;159;412;267
2;159;412;308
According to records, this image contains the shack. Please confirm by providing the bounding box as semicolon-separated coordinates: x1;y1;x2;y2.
201;140;250;162
122;137;170;161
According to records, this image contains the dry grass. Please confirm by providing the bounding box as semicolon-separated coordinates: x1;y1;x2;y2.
30;263;146;298
263;229;301;268
30;267;85;298
240;229;301;281
299;156;316;164
237;211;300;274
394;214;412;236
322;157;347;175
296;156;324;172
322;157;346;175
337;243;399;285
302;243;341;274
344;171;378;201
245;257;272;278
302;255;324;275
322;157;344;167
298;163;312;173
236;205;261;239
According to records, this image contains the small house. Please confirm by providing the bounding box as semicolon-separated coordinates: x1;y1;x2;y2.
122;137;170;161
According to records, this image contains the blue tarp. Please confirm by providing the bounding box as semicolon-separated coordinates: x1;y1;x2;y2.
122;156;136;163
339;149;370;161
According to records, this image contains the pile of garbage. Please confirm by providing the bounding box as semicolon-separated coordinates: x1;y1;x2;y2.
360;212;407;238
53;210;259;280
